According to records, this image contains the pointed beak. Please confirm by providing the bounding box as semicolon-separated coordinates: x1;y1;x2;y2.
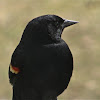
62;19;79;28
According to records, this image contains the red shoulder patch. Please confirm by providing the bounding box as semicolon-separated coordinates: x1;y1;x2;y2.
10;64;20;74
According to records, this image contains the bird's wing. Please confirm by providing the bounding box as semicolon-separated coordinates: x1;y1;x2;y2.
9;46;25;85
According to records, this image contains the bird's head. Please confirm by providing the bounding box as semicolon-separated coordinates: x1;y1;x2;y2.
21;15;78;44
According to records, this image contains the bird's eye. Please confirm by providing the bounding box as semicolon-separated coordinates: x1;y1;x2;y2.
55;22;59;27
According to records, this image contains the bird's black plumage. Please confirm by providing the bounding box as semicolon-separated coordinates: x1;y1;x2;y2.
9;15;78;100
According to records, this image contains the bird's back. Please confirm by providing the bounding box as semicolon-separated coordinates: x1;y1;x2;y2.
11;40;73;99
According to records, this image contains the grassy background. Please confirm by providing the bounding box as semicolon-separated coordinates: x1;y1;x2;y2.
0;0;100;99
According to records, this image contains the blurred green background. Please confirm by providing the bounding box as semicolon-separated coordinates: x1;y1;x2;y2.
0;0;100;99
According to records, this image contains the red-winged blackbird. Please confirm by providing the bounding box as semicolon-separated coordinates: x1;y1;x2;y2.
9;15;78;100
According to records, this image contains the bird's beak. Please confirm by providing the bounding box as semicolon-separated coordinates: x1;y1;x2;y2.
62;19;79;28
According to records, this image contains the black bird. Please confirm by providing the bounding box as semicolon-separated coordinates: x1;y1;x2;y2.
9;15;78;100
